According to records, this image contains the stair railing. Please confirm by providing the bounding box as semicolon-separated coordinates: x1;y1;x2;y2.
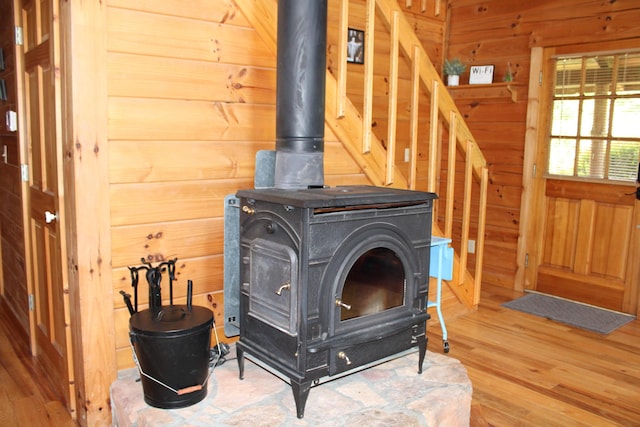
332;0;488;307
233;0;488;308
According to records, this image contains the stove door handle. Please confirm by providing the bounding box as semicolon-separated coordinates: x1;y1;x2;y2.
335;299;352;311
338;351;352;365
275;282;291;296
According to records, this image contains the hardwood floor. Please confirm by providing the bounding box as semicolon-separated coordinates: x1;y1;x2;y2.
1;284;639;426
427;285;640;427
0;305;75;427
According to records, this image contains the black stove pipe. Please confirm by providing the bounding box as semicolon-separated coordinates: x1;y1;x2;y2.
274;0;327;189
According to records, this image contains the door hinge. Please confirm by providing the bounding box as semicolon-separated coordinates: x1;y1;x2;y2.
532;163;537;178
524;253;529;268
28;294;34;311
538;70;543;86
21;164;29;182
15;26;23;46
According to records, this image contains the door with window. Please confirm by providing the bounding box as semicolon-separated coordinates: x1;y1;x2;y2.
533;47;640;314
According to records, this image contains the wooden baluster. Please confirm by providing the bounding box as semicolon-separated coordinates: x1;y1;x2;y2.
362;0;376;154
429;81;440;193
474;166;489;304
336;0;348;119
459;141;474;285
408;46;420;190
445;111;457;239
385;11;400;185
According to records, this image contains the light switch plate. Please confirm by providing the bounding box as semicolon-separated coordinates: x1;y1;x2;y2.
6;110;17;132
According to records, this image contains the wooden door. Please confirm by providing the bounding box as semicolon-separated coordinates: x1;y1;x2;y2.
526;44;640;315
19;0;73;410
536;180;639;312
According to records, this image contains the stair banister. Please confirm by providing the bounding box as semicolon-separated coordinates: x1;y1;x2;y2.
234;0;488;309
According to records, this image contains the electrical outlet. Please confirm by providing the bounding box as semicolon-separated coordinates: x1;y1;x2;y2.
404;148;410;162
468;239;476;254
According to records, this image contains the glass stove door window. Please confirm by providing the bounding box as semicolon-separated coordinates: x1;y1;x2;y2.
340;247;405;321
547;52;640;182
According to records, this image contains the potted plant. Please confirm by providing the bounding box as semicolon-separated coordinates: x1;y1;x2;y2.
444;58;466;86
503;61;514;82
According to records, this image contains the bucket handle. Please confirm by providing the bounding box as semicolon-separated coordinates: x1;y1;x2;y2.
129;339;211;396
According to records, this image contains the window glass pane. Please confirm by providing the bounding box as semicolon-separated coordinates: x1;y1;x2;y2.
580;98;610;137
548;138;576;176
611;98;640;138
609;140;640;181
618;53;640;95
555;58;582;97
551;99;580;136
576;139;605;179
583;56;613;96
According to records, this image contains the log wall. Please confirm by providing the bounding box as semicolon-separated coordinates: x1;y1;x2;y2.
446;0;640;289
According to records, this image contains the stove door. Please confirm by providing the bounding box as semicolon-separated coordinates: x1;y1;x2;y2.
325;225;424;338
339;247;405;320
248;238;298;336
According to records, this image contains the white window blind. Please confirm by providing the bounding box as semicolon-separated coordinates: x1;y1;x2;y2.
547;52;640;182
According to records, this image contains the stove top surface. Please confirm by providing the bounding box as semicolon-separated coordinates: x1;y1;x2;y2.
236;185;437;208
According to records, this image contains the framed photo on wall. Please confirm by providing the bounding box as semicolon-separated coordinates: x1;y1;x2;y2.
347;28;364;64
469;65;495;84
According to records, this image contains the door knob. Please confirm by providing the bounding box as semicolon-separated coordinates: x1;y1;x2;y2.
45;211;58;223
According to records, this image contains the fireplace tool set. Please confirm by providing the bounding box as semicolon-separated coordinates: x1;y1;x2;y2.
120;258;219;409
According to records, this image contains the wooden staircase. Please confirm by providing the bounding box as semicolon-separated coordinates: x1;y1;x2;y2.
235;0;489;314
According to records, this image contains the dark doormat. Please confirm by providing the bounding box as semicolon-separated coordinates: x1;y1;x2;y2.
502;292;636;334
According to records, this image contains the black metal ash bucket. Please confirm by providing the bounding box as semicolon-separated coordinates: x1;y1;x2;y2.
129;305;213;408
122;258;214;409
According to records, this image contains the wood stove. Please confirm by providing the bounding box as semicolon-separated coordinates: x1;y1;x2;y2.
224;0;437;418
235;185;435;418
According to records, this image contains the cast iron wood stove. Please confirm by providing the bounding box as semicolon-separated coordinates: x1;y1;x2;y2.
226;0;437;418
236;185;435;418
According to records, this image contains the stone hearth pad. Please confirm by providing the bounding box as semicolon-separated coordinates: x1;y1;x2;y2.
111;347;471;427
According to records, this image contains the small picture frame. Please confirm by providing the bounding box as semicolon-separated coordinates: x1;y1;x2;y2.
469;65;495;84
347;28;364;64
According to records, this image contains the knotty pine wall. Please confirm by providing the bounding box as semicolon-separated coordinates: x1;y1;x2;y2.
446;0;640;289
108;0;446;369
108;0;368;368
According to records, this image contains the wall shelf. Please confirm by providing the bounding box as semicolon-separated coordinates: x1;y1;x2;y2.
447;82;525;102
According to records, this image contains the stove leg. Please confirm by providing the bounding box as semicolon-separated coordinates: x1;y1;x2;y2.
237;346;245;380
290;380;311;419
417;333;427;374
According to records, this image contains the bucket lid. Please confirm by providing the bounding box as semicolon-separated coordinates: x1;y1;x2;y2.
130;305;213;336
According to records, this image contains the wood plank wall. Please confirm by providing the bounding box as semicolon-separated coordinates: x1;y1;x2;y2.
446;0;640;289
107;0;381;369
0;0;29;334
108;0;446;369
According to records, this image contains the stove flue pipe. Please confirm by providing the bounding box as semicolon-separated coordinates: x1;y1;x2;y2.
274;0;327;189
